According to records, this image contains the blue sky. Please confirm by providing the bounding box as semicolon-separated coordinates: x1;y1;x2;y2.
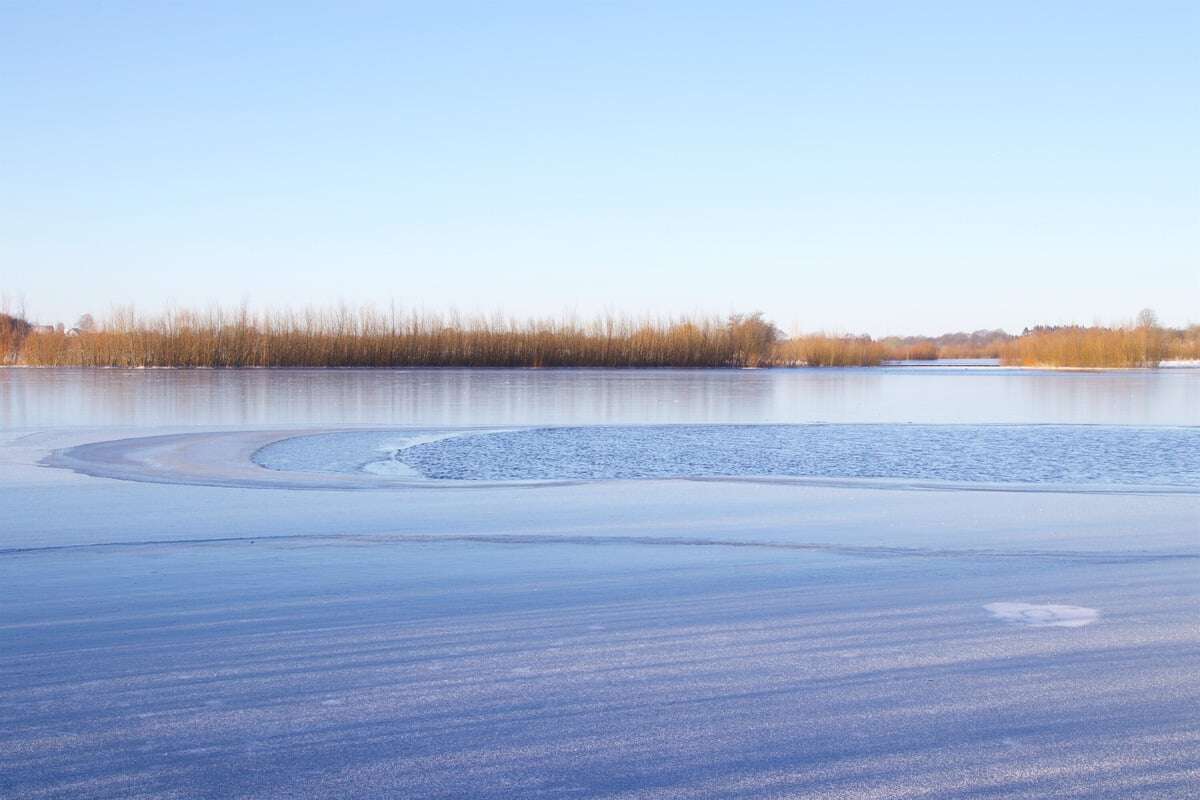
2;1;1196;334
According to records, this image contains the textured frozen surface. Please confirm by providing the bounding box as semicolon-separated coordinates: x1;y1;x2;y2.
5;427;1200;799
984;602;1101;628
252;424;1200;486
3;369;1199;799
4;535;1198;800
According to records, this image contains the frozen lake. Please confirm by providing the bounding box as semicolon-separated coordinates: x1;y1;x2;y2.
3;364;1199;428
2;368;1198;799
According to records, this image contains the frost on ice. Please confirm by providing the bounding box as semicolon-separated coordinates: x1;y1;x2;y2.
984;602;1099;628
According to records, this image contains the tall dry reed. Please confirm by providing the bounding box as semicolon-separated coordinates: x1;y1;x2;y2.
999;323;1167;367
7;304;1192;369
1;315;30;364
774;335;887;366
14;306;788;368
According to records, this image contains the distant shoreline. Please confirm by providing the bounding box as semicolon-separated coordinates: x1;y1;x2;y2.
3;308;1195;369
2;361;1194;372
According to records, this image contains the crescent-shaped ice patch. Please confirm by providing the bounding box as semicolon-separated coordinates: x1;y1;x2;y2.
984;602;1099;627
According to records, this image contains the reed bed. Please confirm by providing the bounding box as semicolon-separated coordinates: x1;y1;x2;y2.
11;307;796;368
1164;326;1200;361
4;306;1194;369
998;325;1167;368
880;341;939;361
775;335;887;366
878;331;1011;361
1;313;30;364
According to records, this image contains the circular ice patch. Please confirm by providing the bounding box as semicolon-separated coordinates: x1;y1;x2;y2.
984;602;1099;628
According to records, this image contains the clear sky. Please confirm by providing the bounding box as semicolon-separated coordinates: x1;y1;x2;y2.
2;1;1196;335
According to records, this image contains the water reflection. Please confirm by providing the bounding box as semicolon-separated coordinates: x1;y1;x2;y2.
1;367;1197;428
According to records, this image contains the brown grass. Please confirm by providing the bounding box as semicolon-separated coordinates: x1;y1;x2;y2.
998;324;1167;368
879;331;1012;361
6;304;1193;369
13;307;794;368
1;313;31;364
1164;326;1200;360
880;340;939;361
775;335;886;366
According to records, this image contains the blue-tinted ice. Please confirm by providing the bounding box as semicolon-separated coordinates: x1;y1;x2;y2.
255;424;1200;487
5;369;1200;800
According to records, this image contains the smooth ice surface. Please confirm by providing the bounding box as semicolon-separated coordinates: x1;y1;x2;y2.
4;365;1200;427
252;424;1200;486
3;368;1199;799
254;430;468;478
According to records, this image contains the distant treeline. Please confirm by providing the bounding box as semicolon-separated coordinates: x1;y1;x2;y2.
1;306;1196;368
878;329;1013;360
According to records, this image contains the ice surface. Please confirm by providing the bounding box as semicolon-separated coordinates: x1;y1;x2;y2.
5;366;1200;427
7;426;1199;800
253;424;1200;488
255;430;468;478
2;503;1196;799
984;602;1101;627
3;369;1199;799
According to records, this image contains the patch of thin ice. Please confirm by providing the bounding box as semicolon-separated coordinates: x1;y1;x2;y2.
253;430;464;477
396;424;1200;485
361;433;466;479
984;602;1099;628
